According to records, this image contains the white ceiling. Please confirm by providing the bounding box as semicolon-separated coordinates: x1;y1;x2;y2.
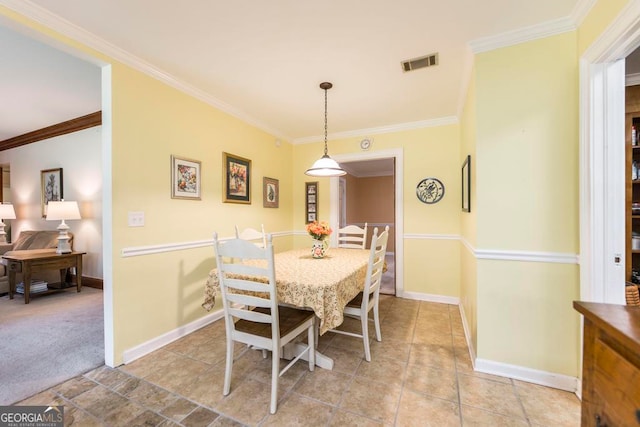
1;0;589;143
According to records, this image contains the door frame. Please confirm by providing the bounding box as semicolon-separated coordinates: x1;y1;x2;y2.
580;1;640;304
329;148;404;297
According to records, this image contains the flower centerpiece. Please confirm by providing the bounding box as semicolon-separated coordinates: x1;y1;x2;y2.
305;220;332;258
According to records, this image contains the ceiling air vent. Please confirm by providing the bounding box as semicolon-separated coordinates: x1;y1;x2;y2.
402;53;438;72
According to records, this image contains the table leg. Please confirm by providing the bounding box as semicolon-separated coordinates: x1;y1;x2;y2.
76;254;82;293
24;263;31;304
8;268;15;300
283;343;334;370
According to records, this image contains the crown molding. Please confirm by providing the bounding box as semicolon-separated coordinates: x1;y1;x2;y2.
0;0;289;142
469;16;576;54
292;116;459;145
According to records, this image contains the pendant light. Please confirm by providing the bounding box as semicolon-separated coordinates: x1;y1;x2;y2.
305;82;346;177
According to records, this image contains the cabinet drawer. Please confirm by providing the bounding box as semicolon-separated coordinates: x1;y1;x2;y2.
593;337;640;426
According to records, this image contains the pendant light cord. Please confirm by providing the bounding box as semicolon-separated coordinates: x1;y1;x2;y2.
324;86;328;156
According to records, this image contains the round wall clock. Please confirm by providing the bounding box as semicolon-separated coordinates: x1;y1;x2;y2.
416;178;445;204
360;138;372;150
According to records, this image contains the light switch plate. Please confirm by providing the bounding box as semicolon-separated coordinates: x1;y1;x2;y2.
128;211;144;227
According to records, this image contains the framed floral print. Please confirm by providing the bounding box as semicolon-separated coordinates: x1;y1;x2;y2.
263;177;279;208
41;168;63;217
223;152;251;204
171;155;201;200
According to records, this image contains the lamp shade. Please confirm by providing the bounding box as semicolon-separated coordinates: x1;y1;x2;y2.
0;203;16;220
46;201;81;221
305;154;347;177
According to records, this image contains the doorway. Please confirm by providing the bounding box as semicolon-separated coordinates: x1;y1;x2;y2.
338;159;396;295
330;148;404;297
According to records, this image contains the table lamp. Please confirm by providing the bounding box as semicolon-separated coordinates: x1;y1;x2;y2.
0;203;16;244
45;200;81;253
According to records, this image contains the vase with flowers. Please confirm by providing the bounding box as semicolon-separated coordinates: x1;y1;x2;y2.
305;220;332;258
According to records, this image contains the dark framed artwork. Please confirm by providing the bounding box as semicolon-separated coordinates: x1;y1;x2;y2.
263;177;279;208
41;168;63;217
171;155;201;200
223;152;251;204
462;155;471;212
305;181;318;224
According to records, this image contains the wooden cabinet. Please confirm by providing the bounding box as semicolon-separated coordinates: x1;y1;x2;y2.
573;301;640;426
626;85;640;283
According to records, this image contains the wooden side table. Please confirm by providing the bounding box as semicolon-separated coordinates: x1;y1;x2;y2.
3;251;86;304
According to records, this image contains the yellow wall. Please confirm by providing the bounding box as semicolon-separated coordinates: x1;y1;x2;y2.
473;32;581;375
460;65;478;352
292;125;461;297
108;64;294;360
578;0;629;55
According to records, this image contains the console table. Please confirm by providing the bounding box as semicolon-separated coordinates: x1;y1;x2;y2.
573;301;640;426
3;251;85;304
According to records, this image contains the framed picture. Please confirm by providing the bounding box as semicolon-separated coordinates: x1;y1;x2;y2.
263;177;279;208
171;155;201;200
223;152;251;204
41;168;63;217
462;155;471;212
305;181;318;223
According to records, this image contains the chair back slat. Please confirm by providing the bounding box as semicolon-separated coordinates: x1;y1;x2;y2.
225;292;272;309
228;306;272;323
337;223;368;249
235;224;267;248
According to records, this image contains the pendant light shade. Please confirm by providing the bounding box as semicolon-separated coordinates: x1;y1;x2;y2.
305;82;346;177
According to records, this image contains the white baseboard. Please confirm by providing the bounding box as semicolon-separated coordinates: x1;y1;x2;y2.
475;358;579;393
402;291;460;305
122;309;224;364
458;303;476;367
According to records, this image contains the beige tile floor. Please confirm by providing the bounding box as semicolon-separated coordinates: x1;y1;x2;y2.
17;296;581;426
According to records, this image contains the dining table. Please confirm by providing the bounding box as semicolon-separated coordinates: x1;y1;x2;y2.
202;247;371;369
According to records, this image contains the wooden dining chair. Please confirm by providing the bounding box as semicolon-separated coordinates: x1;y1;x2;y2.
213;232;315;414
337;223;368;249
328;225;389;361
234;224;267;248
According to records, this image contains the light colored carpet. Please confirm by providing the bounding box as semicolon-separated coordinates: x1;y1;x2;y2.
0;287;104;405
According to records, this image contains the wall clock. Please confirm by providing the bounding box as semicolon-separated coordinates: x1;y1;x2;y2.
416;177;445;204
360;138;372;150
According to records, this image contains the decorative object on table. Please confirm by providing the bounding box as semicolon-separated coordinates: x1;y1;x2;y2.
45;200;81;254
223;152;251;204
416;177;445;204
263;177;279;208
41;168;63;217
0;203;16;243
171;155;201;200
305;182;318;223
306;220;332;259
462;154;471;212
305;82;346;177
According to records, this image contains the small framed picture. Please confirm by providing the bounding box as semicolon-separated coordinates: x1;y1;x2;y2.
171;155;201;200
263;177;279;208
223;152;251;204
41;168;63;217
305;182;318;224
